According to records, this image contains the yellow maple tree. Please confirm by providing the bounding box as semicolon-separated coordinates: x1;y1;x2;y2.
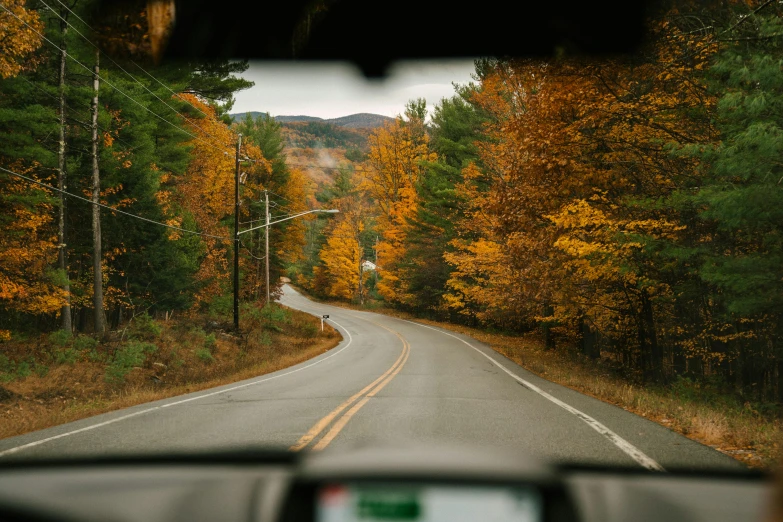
173;94;271;304
0;165;66;329
364;111;436;305
0;0;43;79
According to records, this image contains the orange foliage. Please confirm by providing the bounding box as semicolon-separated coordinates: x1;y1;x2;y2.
0;0;43;79
174;95;270;303
317;214;363;300
0;164;66;321
445;18;716;335
364;116;435;305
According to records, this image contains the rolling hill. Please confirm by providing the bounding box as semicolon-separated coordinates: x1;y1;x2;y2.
230;112;393;129
229;112;384;187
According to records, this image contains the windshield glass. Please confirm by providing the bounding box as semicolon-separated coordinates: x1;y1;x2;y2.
0;0;780;474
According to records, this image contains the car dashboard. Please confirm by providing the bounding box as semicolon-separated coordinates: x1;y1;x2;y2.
0;445;770;522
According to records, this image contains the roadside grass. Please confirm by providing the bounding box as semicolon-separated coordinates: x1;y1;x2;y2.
299;289;780;469
0;302;340;441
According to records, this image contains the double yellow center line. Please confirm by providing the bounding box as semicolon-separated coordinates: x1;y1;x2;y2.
290;322;410;451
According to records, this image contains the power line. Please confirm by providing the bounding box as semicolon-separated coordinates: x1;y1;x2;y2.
0;166;231;241
50;0;212;121
16;75;141;152
0;4;233;157
239;211;292;225
239;240;266;261
132;61;211;119
41;0;230;151
265;190;294;205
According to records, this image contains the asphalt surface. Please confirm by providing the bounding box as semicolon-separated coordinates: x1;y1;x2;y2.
0;285;743;471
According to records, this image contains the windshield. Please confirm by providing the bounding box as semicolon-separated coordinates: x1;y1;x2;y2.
0;0;780;474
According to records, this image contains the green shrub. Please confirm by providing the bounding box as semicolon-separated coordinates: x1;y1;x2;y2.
243;303;292;332
128;313;162;340
189;326;206;337
262;304;291;324
0;354;35;382
73;335;99;351
259;331;273;346
105;341;157;384
300;322;318;339
48;329;72;347
0;353;13;383
15;360;31;379
195;347;214;362
194;332;217;363
35;363;49;377
0;353;12;374
207;295;233;319
87;348;107;363
53;347;79;365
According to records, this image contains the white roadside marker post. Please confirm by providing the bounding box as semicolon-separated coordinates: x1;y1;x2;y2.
321;314;329;332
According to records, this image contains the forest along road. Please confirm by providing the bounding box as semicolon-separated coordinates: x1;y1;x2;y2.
0;285;741;471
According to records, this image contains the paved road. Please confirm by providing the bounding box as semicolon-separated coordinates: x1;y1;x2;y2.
0;286;742;471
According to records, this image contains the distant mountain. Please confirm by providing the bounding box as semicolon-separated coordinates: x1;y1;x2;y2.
230;111;269;121
282;121;367;150
327;113;394;129
274;115;325;124
230;112;393;129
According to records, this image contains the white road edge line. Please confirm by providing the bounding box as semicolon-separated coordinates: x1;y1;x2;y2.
0;318;354;458
393;317;665;472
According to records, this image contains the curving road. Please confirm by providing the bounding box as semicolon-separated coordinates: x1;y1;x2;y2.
0;285;742;471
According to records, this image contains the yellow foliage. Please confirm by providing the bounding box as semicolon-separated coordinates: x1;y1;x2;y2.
0;166;66;316
0;0;43;79
173;95;271;304
364;116;435;305
318;214;362;300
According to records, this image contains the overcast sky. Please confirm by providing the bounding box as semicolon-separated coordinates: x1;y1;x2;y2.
231;60;477;119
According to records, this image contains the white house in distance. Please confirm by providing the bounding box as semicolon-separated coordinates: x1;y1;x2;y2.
362;260;377;272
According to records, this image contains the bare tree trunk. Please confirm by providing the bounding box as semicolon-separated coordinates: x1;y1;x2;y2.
542;303;555;350
91;50;105;334
642;292;661;381
57;7;72;333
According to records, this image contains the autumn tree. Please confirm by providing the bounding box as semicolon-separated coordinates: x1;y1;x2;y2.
0;0;43;79
0;0;62;338
663;1;783;399
236;113;308;300
0;0;263;338
365;100;436;306
311;168;372;301
404;86;489;317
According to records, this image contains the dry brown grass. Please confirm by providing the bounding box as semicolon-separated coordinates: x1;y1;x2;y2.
0;305;341;441
307;293;781;469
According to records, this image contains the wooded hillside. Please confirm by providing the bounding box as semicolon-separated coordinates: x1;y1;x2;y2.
292;0;783;409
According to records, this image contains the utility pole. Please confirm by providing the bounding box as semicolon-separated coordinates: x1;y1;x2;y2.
264;190;270;305
236;208;340;307
233;134;241;330
57;6;72;333
91;50;105;334
255;217;262;300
